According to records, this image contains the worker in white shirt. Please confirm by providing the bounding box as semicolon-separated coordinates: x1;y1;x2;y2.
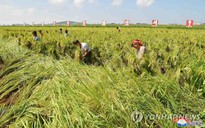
73;40;92;64
32;31;40;41
131;39;145;59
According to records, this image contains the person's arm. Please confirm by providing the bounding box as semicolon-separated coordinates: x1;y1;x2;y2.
82;50;88;57
82;44;90;57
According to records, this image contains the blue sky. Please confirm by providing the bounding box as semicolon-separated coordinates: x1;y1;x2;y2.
0;0;204;25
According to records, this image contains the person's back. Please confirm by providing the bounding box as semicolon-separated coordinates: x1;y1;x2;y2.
137;45;145;59
34;36;40;41
81;42;91;53
73;40;92;64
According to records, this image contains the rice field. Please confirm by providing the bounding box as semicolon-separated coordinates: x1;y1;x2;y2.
0;26;205;128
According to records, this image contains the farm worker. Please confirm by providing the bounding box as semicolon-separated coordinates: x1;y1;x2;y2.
131;39;145;59
32;31;40;41
59;28;63;34
64;29;68;37
116;26;121;32
73;40;92;64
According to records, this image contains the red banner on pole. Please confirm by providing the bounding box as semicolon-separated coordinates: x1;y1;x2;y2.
152;20;158;26
82;21;86;26
67;21;70;26
186;20;194;27
124;19;130;26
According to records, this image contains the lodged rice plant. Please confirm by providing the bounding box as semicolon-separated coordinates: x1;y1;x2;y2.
0;26;205;128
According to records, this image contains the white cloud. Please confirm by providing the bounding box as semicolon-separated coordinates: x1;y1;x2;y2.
73;0;95;7
136;0;154;7
0;5;14;15
112;0;123;6
74;0;85;7
0;4;45;24
49;0;65;5
12;9;23;16
11;7;36;16
43;9;48;13
88;0;94;3
0;5;24;16
0;4;13;11
28;8;35;15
